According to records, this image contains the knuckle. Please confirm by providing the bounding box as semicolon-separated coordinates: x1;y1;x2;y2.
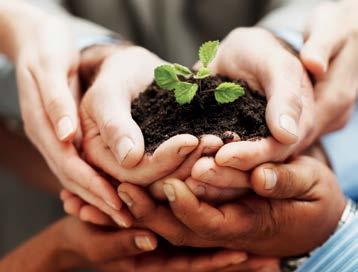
251;202;280;238
170;232;188;246
134;202;159;223
44;96;66;116
274;166;295;196
101;118;121;143
200;215;222;239
282;91;303;118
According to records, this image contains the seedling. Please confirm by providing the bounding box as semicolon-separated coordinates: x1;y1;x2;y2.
154;40;245;105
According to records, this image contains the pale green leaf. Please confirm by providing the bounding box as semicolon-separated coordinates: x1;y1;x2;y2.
214;82;245;104
154;64;179;90
199;40;220;67
194;67;211;79
173;63;193;77
174;82;198;105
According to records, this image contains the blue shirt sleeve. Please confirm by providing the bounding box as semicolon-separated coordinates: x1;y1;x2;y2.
297;217;358;272
321;106;358;201
297;106;358;271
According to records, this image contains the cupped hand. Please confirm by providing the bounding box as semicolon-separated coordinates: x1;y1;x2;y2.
6;3;125;226
300;0;358;140
118;156;346;256
60;134;225;224
209;27;315;170
80;44;215;185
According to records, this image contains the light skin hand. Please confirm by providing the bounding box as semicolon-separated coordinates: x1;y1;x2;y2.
117;156;346;257
80;45;223;186
1;3;124;225
300;0;358;143
61;134;225;223
209;27;315;171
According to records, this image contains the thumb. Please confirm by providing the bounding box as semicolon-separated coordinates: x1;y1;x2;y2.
82;81;145;168
250;156;320;199
37;66;78;142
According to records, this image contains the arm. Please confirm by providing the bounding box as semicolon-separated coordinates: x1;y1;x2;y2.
0;216;246;272
0;219;77;272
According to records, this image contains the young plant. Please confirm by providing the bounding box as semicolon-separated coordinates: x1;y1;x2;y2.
154;40;245;105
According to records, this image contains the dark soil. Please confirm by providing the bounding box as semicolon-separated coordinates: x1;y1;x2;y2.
131;75;270;153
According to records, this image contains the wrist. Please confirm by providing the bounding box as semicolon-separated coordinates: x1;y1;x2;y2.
50;218;89;270
0;2;47;60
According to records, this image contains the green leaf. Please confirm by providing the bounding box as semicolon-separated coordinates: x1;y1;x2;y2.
154;64;179;90
214;82;245;104
199;40;220;67
173;63;193;78
174;82;198;105
194;67;211;79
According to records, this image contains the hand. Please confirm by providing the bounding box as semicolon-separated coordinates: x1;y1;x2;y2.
117;156;346;256
60;134;226;224
80;44;206;185
300;0;358;140
209;27;315;170
60;194;279;272
3;3;124;225
56;216;248;272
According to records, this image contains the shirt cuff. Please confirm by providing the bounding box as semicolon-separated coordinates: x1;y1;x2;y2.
297;215;358;272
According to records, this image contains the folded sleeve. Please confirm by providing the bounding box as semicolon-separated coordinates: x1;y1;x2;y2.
297;217;358;272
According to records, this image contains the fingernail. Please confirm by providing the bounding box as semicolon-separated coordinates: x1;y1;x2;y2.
113;215;130;228
178;145;195;156
192;185;206;197
57;116;73;140
279;114;298;137
117;137;134;164
199;169;216;182
135;236;155;251
163;184;176;202
264;169;277;190
231;254;248;264
118;191;133;207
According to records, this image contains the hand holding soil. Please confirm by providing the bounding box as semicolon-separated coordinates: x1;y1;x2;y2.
76;28;318;227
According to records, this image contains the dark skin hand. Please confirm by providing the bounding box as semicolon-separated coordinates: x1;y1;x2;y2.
117;156;346;257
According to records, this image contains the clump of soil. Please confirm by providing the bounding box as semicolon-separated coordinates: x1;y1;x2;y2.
131;75;270;153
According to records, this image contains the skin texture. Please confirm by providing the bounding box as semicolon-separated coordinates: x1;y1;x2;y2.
0;216;248;272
